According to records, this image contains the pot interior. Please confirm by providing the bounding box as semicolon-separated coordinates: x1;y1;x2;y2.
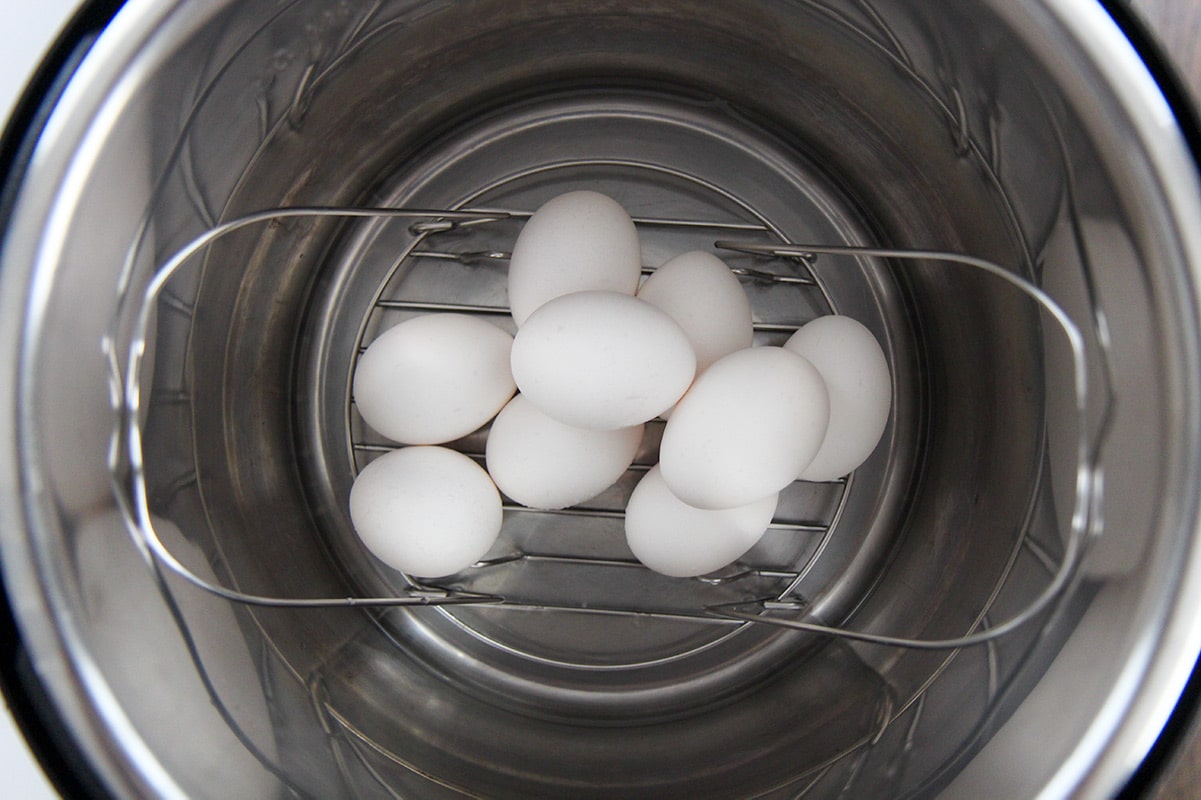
7;0;1198;798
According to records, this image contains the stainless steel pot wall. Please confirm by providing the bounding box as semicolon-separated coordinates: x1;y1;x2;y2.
3;0;1201;797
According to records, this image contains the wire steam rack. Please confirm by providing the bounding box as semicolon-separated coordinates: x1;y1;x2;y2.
105;201;1104;653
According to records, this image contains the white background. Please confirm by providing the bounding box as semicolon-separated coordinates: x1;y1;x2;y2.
2;2;86;798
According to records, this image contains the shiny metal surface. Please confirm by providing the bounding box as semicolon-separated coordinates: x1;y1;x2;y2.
1;0;1200;798
1130;1;1201;792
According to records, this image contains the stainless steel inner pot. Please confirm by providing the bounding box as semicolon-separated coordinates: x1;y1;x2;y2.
4;0;1201;798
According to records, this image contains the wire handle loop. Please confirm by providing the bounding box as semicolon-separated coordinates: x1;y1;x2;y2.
109;207;1100;647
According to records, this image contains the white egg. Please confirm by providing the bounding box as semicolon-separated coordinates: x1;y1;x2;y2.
353;313;516;445
659;346;829;509
784;315;891;481
637;250;753;373
348;446;502;577
486;394;644;510
511;291;696;430
507;190;642;326
625;465;779;578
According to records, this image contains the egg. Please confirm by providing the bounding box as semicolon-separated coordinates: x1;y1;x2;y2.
353;313;516;445
486;394;644;510
348;446;502;577
784;315;891;481
507;190;643;326
637;250;753;373
510;290;697;430
659;346;829;509
625;465;779;577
